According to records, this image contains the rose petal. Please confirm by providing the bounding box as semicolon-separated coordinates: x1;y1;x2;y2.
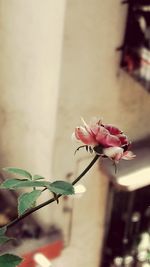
104;134;121;147
75;127;96;145
95;126;121;147
104;124;122;135
89;117;102;135
79;118;101;140
90;124;101;136
72;132;80;142
80;117;91;133
95;126;109;143
118;134;128;145
122;151;136;160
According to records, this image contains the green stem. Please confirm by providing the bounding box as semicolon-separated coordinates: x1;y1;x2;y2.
6;154;100;229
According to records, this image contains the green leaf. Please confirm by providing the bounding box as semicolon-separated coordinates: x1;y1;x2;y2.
0;226;14;245
33;174;45;180
0;254;23;267
0;236;11;245
0;179;28;189
18;190;42;215
48;181;75;195
0;226;9;245
3;167;32;180
0;226;8;245
0;179;50;189
0;226;7;235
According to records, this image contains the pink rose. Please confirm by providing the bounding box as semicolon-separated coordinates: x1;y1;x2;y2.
73;118;135;163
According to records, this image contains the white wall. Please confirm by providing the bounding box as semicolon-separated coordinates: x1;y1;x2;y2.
0;0;66;225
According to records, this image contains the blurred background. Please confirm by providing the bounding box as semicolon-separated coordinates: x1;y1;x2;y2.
0;1;150;267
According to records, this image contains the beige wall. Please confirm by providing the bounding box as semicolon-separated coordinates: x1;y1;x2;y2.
0;0;150;267
0;0;66;224
0;0;66;174
52;0;150;266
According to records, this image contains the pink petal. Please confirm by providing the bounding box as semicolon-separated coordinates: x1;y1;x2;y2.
104;124;122;135
87;118;102;136
80;117;99;140
72;132;78;141
118;134;128;145
104;134;121;147
122;151;136;160
95;126;109;143
80;117;92;134
96;126;121;147
90;124;101;136
75;127;97;145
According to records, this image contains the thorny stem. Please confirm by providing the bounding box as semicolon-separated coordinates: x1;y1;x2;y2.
6;154;100;229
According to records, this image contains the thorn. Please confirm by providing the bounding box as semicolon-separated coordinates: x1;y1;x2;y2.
53;193;59;204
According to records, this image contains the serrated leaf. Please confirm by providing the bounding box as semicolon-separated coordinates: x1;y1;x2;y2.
3;167;32;180
0;179;50;189
33;174;45;180
0;254;23;267
18;190;42;215
48;181;75;195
